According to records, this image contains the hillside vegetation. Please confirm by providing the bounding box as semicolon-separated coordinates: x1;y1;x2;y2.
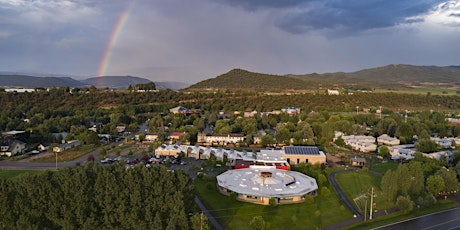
187;65;460;92
186;69;323;92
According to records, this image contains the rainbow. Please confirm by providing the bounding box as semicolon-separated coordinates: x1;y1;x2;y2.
97;0;135;77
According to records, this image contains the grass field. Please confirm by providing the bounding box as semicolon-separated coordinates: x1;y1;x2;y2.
376;88;458;95
195;177;352;230
0;170;44;179
335;170;395;211
369;161;399;174
32;145;98;162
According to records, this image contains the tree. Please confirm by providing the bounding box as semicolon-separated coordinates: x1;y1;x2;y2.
378;146;390;159
426;175;445;195
381;170;398;202
396;195;414;214
249;216;266;230
190;213;209;230
261;135;274;147
436;167;460;193
415;139;437;153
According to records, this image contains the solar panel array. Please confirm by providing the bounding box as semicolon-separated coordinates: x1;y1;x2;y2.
284;146;320;155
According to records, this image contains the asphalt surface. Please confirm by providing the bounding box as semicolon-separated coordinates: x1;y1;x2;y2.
373;206;460;230
195;196;224;230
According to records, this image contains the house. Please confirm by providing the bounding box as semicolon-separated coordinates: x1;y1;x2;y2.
199;133;245;145
327;89;340;95
116;126;126;133
281;107;301;115
388;144;416;160
244;111;258;118
0;140;26;157
377;134;400;146
145;133;159;142
37;143;49;152
53;140;83;153
431;137;455;149
423;151;454;164
334;131;376;152
350;156;366;167
169;106;191;114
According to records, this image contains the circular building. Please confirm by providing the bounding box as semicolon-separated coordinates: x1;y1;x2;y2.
216;166;318;205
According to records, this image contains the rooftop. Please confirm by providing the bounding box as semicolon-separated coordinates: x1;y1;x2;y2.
217;166;318;198
284;146;321;155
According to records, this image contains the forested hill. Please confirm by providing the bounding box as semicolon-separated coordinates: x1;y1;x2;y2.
0;75;84;88
0;75;152;89
290;64;460;87
82;76;151;89
185;69;322;91
186;65;460;91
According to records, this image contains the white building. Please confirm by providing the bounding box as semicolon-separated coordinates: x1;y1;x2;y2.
334;131;376;152
216;166;318;205
377;134;400;146
327;89;340;95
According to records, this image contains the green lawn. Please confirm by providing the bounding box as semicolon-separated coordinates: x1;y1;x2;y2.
335;170;395;211
0;170;44;179
195;177;352;230
370;161;399;174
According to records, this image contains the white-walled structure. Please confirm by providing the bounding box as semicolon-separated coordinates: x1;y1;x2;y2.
216;166;318;205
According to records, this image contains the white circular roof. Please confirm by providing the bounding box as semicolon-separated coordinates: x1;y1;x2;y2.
216;166;318;198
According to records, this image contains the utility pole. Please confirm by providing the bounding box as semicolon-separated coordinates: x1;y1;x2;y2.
370;187;374;220
200;212;204;230
55;151;58;170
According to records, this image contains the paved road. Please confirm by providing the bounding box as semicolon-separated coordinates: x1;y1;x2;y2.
373;206;460;230
329;169;362;217
195;196;224;230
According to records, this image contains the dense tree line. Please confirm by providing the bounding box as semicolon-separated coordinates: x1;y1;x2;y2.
0;163;196;229
0;88;458;149
380;159;460;213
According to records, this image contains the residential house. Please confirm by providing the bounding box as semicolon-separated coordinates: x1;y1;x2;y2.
388;144;416;160
431;137;455;149
53;140;83;153
0;140;26;157
37;143;49;152
169;106;191;114
377;134;400;146
281;107;301;115
198;133;245;145
350;156;366;167
327;89;340;95
244;111;258;118
334;131;376;152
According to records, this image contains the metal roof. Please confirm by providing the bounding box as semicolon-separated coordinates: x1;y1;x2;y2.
284;146;320;155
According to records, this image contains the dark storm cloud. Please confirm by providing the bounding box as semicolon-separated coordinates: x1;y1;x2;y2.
216;0;440;34
214;0;311;10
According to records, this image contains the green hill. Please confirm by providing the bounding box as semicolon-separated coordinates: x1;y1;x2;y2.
187;65;460;92
185;69;323;92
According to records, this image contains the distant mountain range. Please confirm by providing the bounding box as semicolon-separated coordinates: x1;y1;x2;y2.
187;64;460;91
0;74;188;90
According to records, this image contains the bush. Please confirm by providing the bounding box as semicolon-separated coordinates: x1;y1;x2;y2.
269;198;277;206
396;195;414;214
205;182;213;190
321;187;331;196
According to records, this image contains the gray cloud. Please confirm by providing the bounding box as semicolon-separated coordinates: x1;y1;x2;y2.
213;0;311;10
216;0;440;35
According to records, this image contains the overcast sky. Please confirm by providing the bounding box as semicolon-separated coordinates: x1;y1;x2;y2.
1;0;459;83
